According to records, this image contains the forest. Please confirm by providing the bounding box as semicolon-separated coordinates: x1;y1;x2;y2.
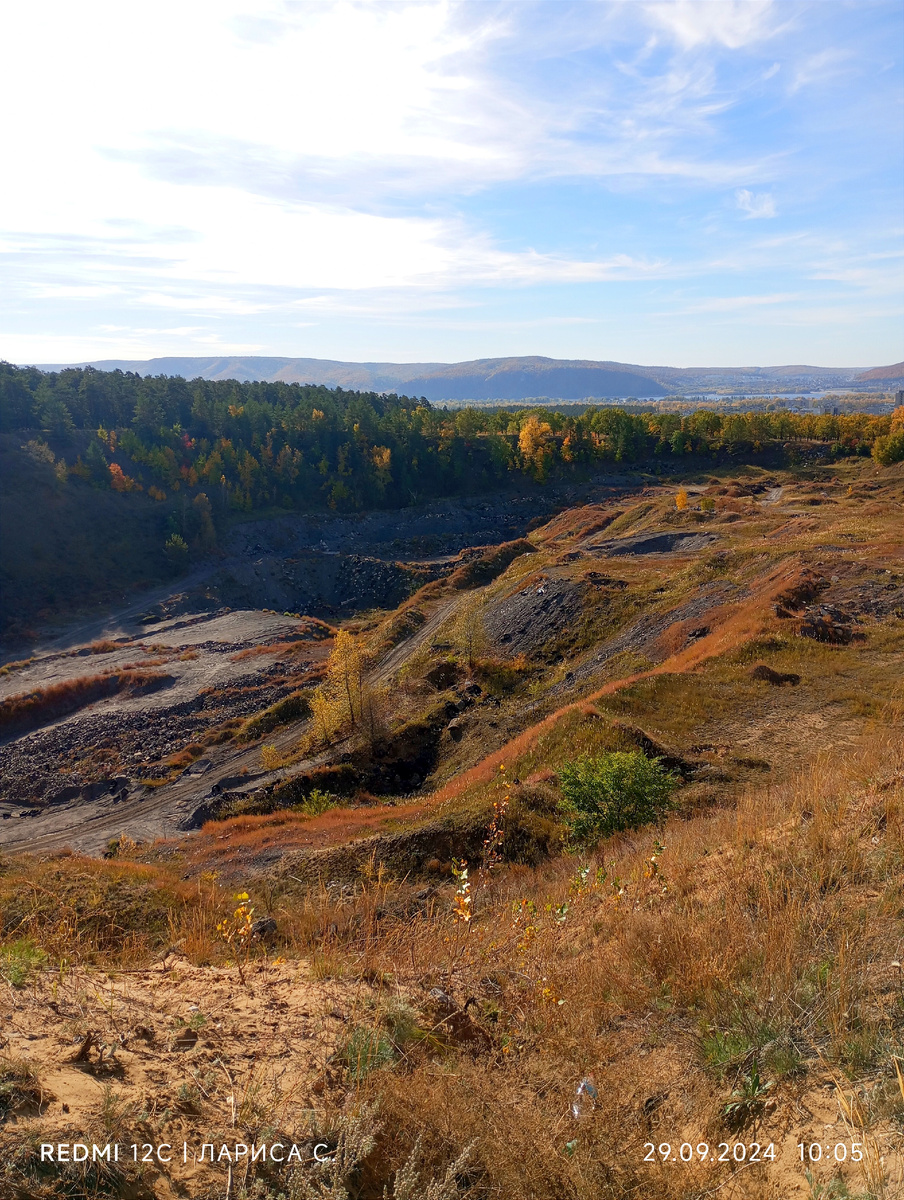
1;361;902;524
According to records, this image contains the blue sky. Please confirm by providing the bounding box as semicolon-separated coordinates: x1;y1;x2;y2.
1;0;902;367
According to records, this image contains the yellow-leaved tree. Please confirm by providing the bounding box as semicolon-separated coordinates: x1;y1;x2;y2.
518;416;554;480
454;593;488;669
328;629;367;727
309;628;377;747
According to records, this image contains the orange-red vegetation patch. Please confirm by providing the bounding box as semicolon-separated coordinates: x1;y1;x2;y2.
85;639;119;654
539;503;623;543
449;539;535;589
186;798;434;868
0;670;172;734
231;640;316;661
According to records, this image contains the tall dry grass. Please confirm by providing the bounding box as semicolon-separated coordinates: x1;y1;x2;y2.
0;669;172;734
0;732;900;1197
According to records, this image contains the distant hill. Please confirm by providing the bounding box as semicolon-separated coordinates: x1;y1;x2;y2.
855;362;904;382
34;355;668;401
30;354;884;400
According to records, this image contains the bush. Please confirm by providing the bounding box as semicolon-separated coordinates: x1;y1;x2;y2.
163;532;189;569
558;750;678;843
872;429;904;466
292;788;337;816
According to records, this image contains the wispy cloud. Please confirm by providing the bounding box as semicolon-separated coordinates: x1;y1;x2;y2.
0;0;900;367
789;48;854;93
735;189;777;219
643;0;781;50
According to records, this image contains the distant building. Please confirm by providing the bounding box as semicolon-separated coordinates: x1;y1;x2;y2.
896;389;903;406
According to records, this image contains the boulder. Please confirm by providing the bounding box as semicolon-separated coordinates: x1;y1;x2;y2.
250;916;278;941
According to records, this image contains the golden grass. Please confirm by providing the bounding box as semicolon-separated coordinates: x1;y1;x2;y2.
337;735;903;1198
0;669;171;732
0;656;36;677
3;732;899;1198
86;639;119;654
230;640;313;661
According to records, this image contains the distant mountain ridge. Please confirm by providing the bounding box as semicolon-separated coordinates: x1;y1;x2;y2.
30;354;888;400
855;361;904;383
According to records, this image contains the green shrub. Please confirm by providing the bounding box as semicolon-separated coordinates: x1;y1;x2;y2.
292;788;337;816
163;533;189;569
558;751;678;843
0;939;46;987
340;1025;396;1080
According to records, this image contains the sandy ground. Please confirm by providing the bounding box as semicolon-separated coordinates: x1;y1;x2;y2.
1;956;388;1197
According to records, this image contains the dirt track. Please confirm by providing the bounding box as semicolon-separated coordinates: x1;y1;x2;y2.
4;469;902;858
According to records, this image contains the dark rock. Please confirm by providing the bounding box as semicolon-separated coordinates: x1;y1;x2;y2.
609;721;697;778
426;661;463;690
177;799;221;830
428;987;455;1011
48;784;83;805
250;916;278;940
798;618;853;644
749;664;801;686
593;531;719;556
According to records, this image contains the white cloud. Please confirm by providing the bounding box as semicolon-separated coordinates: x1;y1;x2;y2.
0;0;899;367
4;328;266;364
643;1;780;50
789;48;853;93
138;292;270;315
28;285;123;300
736;189;776;219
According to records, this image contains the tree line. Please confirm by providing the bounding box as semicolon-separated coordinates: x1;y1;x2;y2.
1;362;900;521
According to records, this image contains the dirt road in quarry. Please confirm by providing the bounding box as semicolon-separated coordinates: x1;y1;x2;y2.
2;480;633;855
370;592;468;687
0;593;468;857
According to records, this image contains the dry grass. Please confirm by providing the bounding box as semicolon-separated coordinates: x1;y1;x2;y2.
86;639;119;654
0;655;36;677
1;735;900;1197
0;670;171;734
315;735;903;1199
1;462;901;1198
230;639;315;661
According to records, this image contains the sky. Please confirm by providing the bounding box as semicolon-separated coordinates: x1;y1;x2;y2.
1;0;902;369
